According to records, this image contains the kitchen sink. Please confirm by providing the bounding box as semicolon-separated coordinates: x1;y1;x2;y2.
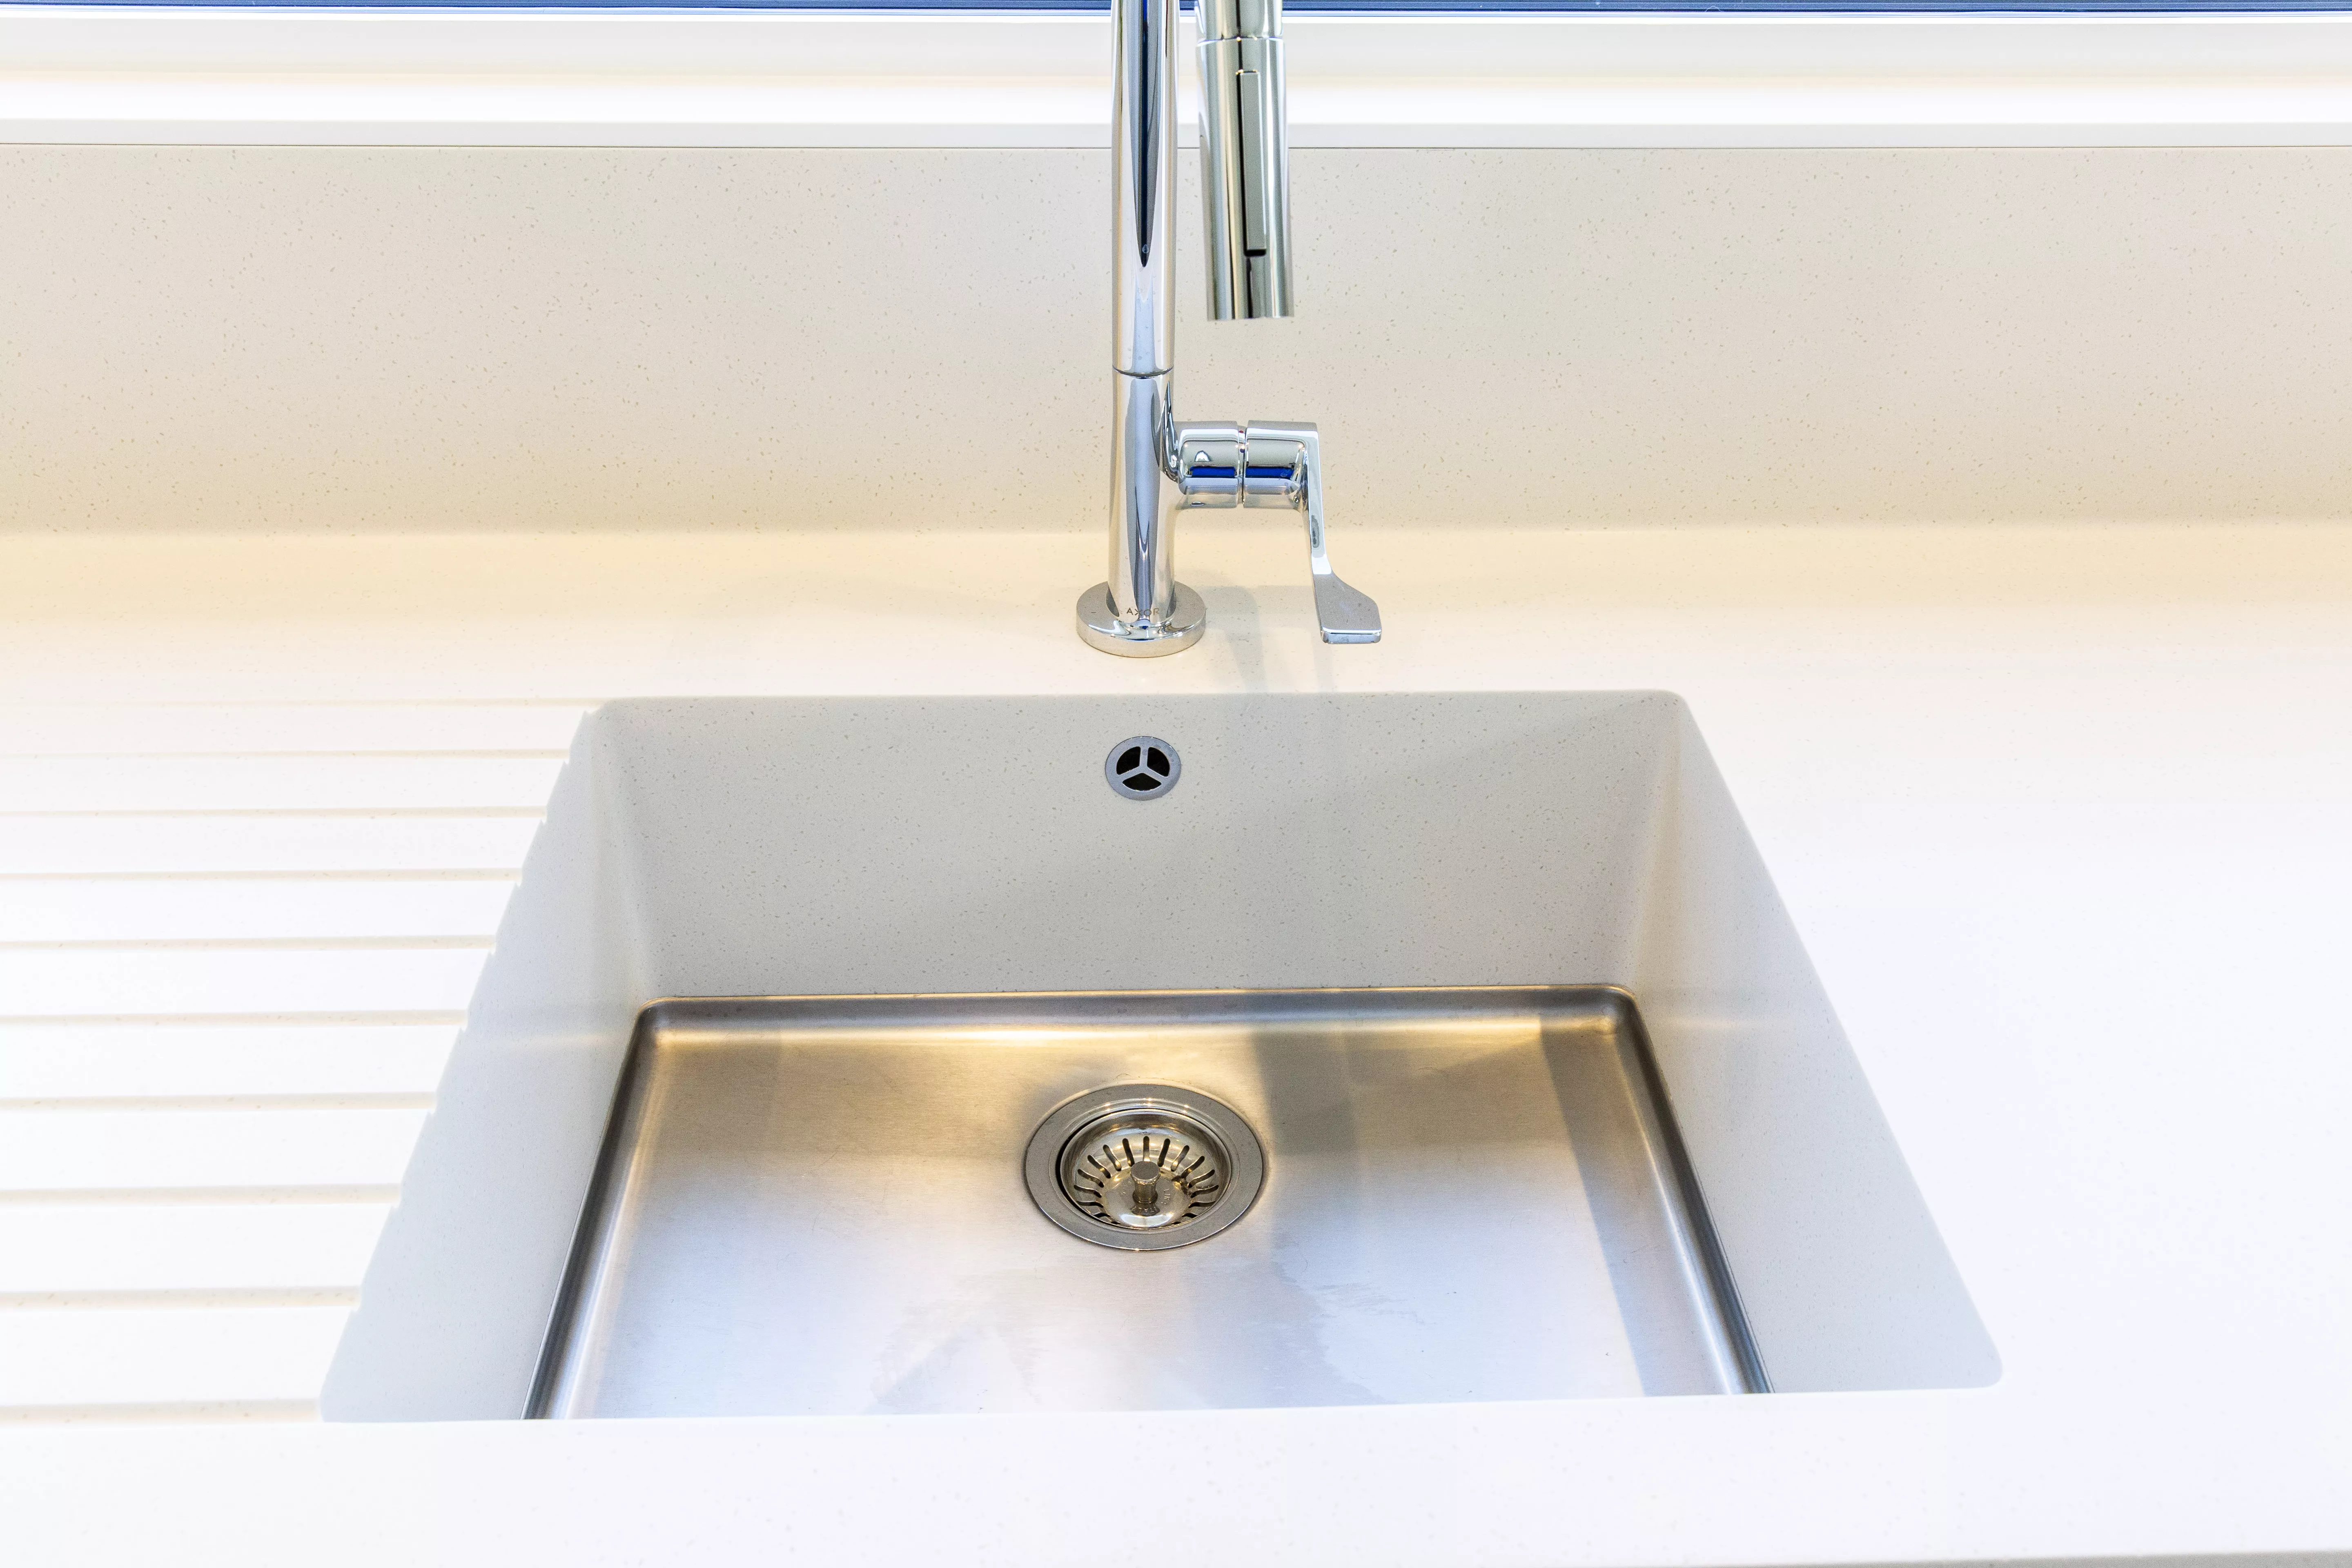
325;693;1996;1420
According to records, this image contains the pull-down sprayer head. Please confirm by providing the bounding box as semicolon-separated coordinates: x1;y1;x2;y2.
1197;0;1292;321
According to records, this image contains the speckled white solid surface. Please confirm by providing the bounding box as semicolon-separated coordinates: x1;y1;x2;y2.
2;523;2349;1566
6;147;2352;538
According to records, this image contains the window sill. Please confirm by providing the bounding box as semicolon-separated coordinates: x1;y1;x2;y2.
7;6;2352;147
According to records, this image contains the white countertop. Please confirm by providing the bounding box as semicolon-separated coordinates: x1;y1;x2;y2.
5;522;2349;1565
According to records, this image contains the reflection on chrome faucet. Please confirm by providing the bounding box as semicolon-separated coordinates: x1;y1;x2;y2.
1075;0;1383;657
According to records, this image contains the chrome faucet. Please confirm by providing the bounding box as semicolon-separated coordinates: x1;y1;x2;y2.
1075;0;1382;657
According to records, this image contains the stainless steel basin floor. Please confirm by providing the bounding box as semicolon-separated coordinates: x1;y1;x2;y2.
531;987;1762;1418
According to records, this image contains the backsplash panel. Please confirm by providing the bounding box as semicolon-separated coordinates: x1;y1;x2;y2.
5;145;2348;532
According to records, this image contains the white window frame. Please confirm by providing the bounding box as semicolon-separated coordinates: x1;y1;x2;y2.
6;5;2352;147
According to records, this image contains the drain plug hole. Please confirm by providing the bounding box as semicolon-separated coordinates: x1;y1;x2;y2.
1105;736;1181;800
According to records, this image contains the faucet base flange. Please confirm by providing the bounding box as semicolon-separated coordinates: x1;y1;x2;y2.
1076;582;1207;657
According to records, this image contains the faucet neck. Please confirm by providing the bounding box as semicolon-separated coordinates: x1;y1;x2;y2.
1111;0;1177;379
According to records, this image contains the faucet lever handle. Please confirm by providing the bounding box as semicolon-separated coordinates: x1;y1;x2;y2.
1242;421;1381;645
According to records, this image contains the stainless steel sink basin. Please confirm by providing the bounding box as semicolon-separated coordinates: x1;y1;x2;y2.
532;988;1760;1419
325;693;1997;1421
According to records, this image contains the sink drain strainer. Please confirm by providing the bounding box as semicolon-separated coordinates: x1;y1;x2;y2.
1023;1083;1264;1252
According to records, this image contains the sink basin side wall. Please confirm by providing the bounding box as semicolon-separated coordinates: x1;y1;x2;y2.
322;715;654;1421
604;693;1675;1001
1631;705;2000;1393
